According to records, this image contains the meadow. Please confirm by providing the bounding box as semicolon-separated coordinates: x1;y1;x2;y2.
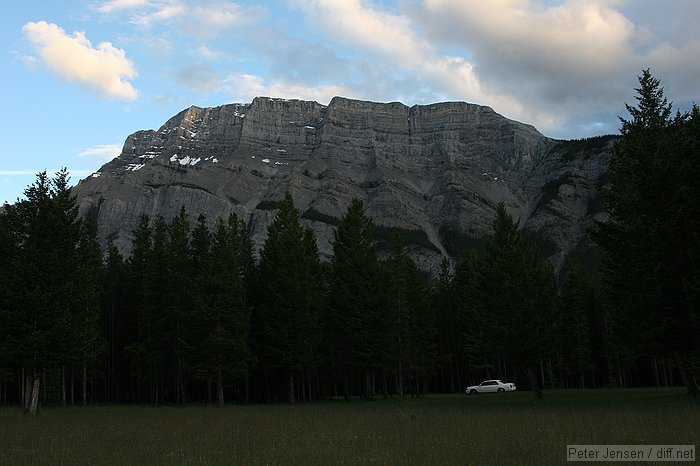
0;388;697;465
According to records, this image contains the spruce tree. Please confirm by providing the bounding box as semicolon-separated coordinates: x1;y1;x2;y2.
433;258;463;392
101;241;128;402
254;193;322;402
453;253;493;385
0;203;20;392
167;206;192;404
123;215;151;402
0;170;102;412
70;218;105;406
140;215;170;404
560;263;597;388
478;203;560;398
595;70;699;396
381;234;436;398
192;214;252;405
326;198;382;400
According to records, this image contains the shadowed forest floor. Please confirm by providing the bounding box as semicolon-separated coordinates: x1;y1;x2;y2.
0;388;698;465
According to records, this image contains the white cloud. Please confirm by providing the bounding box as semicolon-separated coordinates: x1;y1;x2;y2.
0;170;94;177
78;144;123;161
130;2;185;26
410;0;700;135
192;2;264;29
173;63;222;91
295;0;422;66
96;0;151;13
291;0;699;138
420;0;636;77
22;21;138;100
293;0;531;124
10;50;38;67
223;73;353;104
195;45;224;60
123;0;265;34
0;170;47;176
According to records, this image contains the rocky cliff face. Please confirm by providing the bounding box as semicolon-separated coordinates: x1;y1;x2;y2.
72;96;613;274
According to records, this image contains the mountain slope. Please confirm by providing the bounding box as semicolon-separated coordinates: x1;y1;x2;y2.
72;96;613;273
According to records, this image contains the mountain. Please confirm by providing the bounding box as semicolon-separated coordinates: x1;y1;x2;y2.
72;96;614;274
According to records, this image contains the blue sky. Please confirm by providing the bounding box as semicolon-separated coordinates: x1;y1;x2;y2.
2;0;699;204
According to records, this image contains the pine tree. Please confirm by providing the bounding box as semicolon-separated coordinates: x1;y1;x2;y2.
433;258;463;392
381;235;412;399
123;215;151;402
0;170;103;413
381;234;437;398
167;206;192;404
326;198;382;400
478;203;560;398
140;215;170;404
192;214;253;406
101;241;128;402
595;70;699;396
71;218;105;406
560;263;597;388
0;202;20;394
453;253;493;385
253;193;322;402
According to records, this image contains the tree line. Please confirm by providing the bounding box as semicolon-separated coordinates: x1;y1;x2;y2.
0;71;697;412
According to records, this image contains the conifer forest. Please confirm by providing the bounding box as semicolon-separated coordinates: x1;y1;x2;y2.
1;71;698;413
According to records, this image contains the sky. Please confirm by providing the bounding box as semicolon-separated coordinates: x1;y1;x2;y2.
2;0;699;204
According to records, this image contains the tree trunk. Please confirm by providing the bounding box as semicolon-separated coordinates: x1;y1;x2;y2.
539;361;546;389
288;373;295;404
455;355;463;393
383;371;388;399
301;370;307;403
616;353;624;387
25;369;40;415
23;369;31;411
660;358;669;386
653;358;660;387
217;370;224;406
62;367;66;407
674;351;698;398
527;364;543;399
70;367;75;406
343;373;350;401
364;370;374;401
177;356;187;404
82;360;87;406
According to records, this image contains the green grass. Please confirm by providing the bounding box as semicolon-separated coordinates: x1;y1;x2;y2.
0;389;697;465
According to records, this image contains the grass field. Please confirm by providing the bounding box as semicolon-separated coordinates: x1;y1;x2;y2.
0;388;698;465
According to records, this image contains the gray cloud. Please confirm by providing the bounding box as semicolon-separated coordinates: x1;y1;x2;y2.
258;35;353;83
93;0;700;139
172;62;222;91
408;0;700;137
